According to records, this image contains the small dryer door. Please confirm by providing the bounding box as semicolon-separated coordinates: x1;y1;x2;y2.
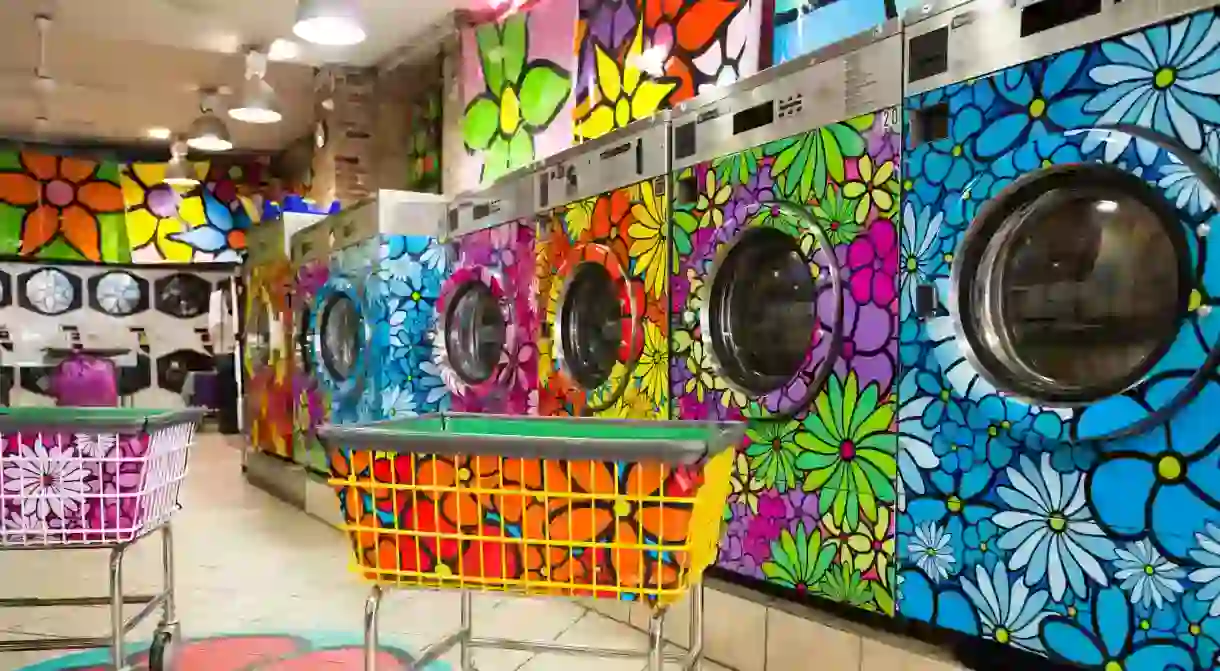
699;202;845;419
312;277;367;400
440;268;509;390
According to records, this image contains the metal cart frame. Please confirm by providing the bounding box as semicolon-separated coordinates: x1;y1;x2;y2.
0;522;179;669
363;582;706;671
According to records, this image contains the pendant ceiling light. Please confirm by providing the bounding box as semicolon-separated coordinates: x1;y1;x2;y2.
163;139;200;189
293;0;367;46
187;90;233;152
229;50;282;124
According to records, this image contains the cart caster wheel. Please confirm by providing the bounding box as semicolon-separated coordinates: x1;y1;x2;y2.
148;628;177;671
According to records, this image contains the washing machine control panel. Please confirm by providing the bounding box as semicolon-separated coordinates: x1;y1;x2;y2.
535;115;669;210
670;23;901;171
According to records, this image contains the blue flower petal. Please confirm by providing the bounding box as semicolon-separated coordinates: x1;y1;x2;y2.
1124;642;1199;671
1089;456;1155;537
169;224;227;253
1041;617;1105;666
202;190;233;232
1151;483;1220;560
976;112;1029;158
1095;588;1132;657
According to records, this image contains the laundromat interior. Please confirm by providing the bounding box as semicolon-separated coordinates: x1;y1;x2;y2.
1;0;1218;670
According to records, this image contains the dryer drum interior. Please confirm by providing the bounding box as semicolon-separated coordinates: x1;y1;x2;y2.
444;280;506;385
318;293;362;382
706;226;825;396
953;164;1192;406
559;261;628;393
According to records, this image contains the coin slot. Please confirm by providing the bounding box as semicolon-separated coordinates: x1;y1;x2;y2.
907;26;948;83
1021;0;1101;37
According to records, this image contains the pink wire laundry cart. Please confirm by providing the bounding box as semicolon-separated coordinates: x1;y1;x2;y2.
0;406;205;670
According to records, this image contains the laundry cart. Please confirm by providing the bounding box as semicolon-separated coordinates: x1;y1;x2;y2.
318;413;744;671
0;406;204;670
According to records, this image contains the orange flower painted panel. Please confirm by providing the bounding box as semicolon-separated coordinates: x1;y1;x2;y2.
331;449;715;601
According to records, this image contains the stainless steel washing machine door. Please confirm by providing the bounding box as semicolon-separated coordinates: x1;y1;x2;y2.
700;201;845;419
313;277;367;399
441;277;508;387
934;149;1212;441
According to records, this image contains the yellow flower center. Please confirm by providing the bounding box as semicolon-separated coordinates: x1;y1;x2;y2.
1139;619;1150;631
994;628;1010;644
1157;454;1184;482
1048;513;1067;532
952;145;963;157
1029;98;1047;118
1154;67;1176;89
614;98;631;128
1144;564;1155;576
500;87;522;136
435;564;453;578
905;256;918;271
614;498;632;518
457;467;472;483
1105;662;1123;671
1191;624;1202;636
1190;288;1203;311
412;291;421;301
947;495;962;513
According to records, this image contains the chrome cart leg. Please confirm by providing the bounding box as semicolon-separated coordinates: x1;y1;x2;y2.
109;546;126;670
459;590;475;671
364;584;384;671
160;524;177;627
687;584;704;671
647;608;665;671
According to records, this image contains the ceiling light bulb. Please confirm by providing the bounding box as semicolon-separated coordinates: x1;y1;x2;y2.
293;0;366;46
164;141;200;188
186;109;233;152
229;78;282;124
146;127;172;140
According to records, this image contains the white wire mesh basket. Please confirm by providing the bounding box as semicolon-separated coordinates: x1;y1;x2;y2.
0;407;204;547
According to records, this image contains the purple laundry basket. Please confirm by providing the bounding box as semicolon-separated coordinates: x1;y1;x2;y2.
48;350;120;408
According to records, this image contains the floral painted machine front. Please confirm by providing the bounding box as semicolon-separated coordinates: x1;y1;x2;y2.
534;113;671;420
311;191;454;428
896;4;1220;670
667;23;902;614
243;218;294;460
285;210;333;474
437;169;538;415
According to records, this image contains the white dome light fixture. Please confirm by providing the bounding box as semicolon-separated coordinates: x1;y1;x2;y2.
293;0;367;46
187;89;234;152
229;49;282;124
163;138;200;189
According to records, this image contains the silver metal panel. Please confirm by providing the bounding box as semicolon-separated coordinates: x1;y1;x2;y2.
671;23;902;171
245;218;286;265
446;166;536;240
532;113;670;212
290;221;331;266
375;190;450;237
281;213;327;256
905;0;1219;95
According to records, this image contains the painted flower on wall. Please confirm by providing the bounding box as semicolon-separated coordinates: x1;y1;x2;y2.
574;20;679;141
168;189;250;263
121;162;209;263
463;12;572;184
0;151;127;262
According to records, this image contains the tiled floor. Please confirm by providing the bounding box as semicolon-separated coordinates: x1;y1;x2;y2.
0;434;731;670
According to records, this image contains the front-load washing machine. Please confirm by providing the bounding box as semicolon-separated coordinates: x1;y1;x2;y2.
312;191;451;426
897;2;1220;667
243;218;294;460
534;115;670;419
290;214;333;475
667;23;901;611
437;168;537;414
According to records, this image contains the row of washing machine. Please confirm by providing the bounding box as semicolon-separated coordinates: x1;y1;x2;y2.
249;1;1220;666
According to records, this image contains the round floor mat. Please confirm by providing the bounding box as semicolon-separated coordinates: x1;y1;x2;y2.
14;631;449;670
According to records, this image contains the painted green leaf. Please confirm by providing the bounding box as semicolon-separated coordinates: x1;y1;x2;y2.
507;131;534;170
518;62;571;129
475;23;505;95
482;135;511;184
0;152;21;171
463;95;500;151
501;14;528;87
98;212;131;263
0;203;23;255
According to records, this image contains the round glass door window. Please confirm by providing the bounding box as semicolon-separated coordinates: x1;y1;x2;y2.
560;263;624;391
320;294;363;382
296;307;315;374
247;300;273;369
707;227;822;395
445;282;506;384
955;165;1189;405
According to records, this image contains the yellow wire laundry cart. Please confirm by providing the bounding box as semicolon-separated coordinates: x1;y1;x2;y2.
318;413;744;671
0;407;204;670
